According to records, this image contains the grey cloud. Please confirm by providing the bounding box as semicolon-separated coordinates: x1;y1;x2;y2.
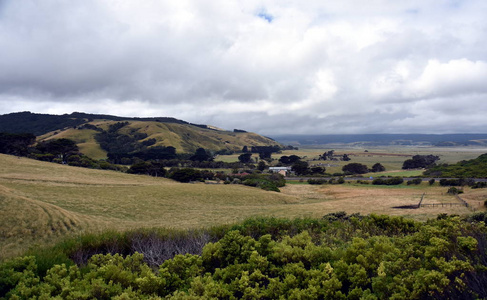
0;0;486;134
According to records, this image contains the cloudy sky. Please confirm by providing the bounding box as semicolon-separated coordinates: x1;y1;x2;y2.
0;0;486;135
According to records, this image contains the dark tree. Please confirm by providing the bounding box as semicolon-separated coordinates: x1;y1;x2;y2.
190;148;213;162
342;163;369;174
259;151;272;160
35;138;79;163
251;145;281;160
288;155;301;164
292;160;309;175
0;132;36;156
319;150;335;160
242;146;249;153
257;161;266;171
279;155;301;165
128;161;166;177
370;163;386;173
133;146;178;161
310;166;325;175
169;168;202;183
402;155;439;169
238;153;252;163
342;154;351;161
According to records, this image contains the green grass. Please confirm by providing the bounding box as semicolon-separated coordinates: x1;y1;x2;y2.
366;170;424;177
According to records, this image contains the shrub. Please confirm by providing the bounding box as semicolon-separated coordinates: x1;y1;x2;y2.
372;177;404;185
407;178;422;185
5;214;487;299
471;181;487;189
447;187;463;195
307;178;327;185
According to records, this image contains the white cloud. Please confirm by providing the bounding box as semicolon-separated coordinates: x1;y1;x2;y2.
0;0;486;134
410;59;487;98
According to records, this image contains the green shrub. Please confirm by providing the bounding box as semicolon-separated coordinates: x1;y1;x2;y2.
4;214;487;299
307;178;327;185
372;177;404;185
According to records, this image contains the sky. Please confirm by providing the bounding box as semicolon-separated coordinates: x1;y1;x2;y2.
0;0;486;135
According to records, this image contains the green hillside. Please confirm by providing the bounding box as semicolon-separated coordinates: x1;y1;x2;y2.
0;112;279;159
425;153;487;178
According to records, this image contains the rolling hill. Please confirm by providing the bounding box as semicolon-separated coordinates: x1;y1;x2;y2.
0;112;279;159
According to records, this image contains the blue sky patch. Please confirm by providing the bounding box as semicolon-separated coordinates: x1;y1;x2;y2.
257;11;274;23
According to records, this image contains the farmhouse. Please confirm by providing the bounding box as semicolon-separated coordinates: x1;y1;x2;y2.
269;166;292;176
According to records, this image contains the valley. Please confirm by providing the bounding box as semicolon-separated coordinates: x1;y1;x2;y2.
1;144;486;259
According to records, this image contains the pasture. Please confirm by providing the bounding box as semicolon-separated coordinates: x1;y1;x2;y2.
276;146;487;174
1;146;486;259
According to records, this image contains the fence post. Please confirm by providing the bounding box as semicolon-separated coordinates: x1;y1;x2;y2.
418;193;425;208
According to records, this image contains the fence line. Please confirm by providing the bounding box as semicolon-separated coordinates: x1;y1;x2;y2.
456;194;476;212
418;193;476;212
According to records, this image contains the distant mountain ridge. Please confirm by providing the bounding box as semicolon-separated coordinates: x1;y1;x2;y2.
273;134;487;147
0;112;279;158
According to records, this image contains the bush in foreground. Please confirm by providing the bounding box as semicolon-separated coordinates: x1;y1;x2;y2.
2;214;487;299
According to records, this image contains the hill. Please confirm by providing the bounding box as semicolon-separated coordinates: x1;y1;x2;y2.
425;153;487;178
0;112;279;158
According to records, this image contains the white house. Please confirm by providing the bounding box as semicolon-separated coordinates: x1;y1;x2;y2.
269;167;292;176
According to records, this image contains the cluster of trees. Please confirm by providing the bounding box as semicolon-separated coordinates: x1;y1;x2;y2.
278;155;301;165
402;154;440;169
0;111;87;135
149;168;285;191
241;145;282;160
0;133;122;171
319;150;350;161
434;178;487;189
341;163;385;175
0;132;36;156
425;153;487;178
2;213;487;299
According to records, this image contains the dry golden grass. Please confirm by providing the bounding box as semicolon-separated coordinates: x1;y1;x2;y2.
0;154;299;258
278;183;474;221
0;153;484;259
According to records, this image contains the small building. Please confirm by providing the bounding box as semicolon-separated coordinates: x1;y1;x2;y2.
269;167;292;176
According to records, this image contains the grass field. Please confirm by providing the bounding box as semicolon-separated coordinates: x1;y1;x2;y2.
1;150;486;259
276;146;487;174
217;146;487;174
